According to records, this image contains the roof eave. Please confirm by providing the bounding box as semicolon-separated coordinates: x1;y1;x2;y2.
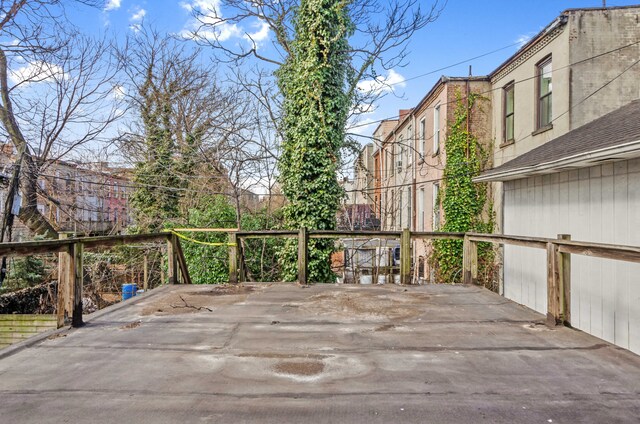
474;139;640;182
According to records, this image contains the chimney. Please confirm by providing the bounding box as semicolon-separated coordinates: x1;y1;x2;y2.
398;109;413;122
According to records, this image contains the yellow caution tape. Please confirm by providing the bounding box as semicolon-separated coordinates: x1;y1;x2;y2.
171;230;237;247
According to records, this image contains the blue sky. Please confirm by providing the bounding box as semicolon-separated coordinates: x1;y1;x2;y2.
68;0;640;142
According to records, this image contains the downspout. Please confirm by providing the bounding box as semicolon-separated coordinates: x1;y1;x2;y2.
466;66;471;160
411;111;417;283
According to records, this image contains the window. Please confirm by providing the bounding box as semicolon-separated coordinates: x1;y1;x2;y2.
407;187;412;230
432;183;440;230
433;104;440;154
390;190;395;228
503;82;515;142
65;173;72;193
419;118;425;157
398;190;403;229
418;188;424;231
406;125;412;164
537;56;552;128
397;136;404;172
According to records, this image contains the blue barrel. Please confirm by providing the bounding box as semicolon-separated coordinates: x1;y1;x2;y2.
122;283;138;300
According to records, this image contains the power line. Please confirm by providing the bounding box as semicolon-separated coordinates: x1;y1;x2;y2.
346;54;640;196
347;38;640;131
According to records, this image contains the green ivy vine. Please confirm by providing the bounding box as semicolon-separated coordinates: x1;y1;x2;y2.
276;0;353;282
431;91;495;285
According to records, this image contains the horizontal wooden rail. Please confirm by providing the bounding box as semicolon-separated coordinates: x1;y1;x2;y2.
81;233;170;250
556;242;640;263
235;230;298;239
0;239;76;257
309;230;402;239
172;228;238;233
0;233;170;257
466;232;640;263
466;233;549;249
412;231;465;240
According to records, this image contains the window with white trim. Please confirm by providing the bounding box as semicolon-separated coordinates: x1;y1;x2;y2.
433;183;440;230
433;104;440;155
418;188;424;231
419;118;425;157
537;56;552;129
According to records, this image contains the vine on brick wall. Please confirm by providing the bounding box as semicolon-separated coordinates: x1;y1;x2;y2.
431;91;495;285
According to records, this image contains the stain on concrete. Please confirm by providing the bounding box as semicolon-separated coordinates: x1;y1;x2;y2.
273;360;325;376
295;290;430;321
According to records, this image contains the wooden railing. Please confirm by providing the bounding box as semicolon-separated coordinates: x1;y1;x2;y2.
0;232;191;329
463;232;640;326
1;228;639;331
233;229;464;286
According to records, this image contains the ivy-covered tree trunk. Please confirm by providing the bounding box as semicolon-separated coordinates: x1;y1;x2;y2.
130;71;181;232
276;0;353;283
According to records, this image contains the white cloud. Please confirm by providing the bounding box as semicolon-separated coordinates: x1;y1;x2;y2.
112;84;126;100
357;69;406;96
244;21;270;45
104;0;121;11
131;7;146;22
515;30;540;48
9;61;65;85
180;0;241;42
181;0;268;46
515;34;531;48
347;118;377;136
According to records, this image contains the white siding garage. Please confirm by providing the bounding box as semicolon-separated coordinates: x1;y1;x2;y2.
503;159;640;355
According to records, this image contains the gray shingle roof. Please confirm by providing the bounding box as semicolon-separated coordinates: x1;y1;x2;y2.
477;99;640;181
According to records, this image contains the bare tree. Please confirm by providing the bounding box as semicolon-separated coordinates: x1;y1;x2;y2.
117;27;268;230
0;1;121;239
187;0;444;115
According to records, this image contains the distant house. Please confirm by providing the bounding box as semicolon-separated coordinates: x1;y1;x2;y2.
338;144;379;231
0;145;133;239
372;77;492;281
476;6;640;355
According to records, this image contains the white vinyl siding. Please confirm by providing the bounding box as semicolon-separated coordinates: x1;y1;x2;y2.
503;159;640;355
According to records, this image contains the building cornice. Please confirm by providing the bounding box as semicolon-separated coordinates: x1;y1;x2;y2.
490;15;567;84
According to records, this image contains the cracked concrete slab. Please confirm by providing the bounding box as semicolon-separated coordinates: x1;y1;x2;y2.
0;283;638;423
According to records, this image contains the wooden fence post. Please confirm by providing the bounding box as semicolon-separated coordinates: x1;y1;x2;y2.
229;232;238;284
558;234;571;325
298;227;308;285
56;234;70;328
238;237;245;283
462;235;472;284
546;241;561;327
470;240;478;284
167;234;177;285
400;228;411;285
71;242;84;328
143;253;149;292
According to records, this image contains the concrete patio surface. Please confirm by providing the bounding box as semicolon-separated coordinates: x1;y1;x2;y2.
0;283;639;423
